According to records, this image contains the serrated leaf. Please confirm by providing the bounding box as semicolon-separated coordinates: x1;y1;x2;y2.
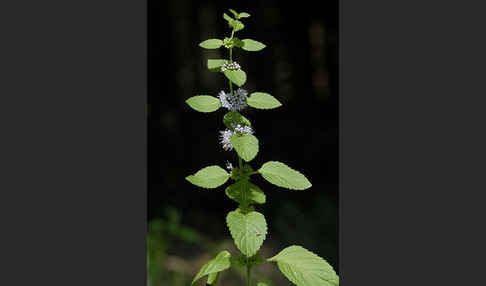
207;59;227;72
186;166;230;189
199;39;223;49
186;95;221;113
267;246;339;286
226;209;267;256
225;180;266;205
191;250;231;285
241;39;266;51
223;111;251;129
239;12;251;18
231;134;259;162
247;92;282;109
258;161;311;190
224;69;246;87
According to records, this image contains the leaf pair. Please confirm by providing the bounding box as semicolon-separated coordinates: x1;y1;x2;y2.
185;92;281;113
200;39;265;52
186;161;312;191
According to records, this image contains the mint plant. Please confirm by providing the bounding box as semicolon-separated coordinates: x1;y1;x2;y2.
185;9;339;286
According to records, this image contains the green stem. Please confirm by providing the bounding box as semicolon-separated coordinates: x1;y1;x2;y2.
239;157;243;169
247;258;251;286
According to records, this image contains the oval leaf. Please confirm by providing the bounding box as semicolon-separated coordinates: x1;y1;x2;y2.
225;180;266;205
208;59;227;72
223;111;252;129
186;95;221;113
239;12;251;18
191;250;231;285
186;165;230;189
258;161;311;190
226;209;267;256
267;246;339;286
231;134;259;162
242;39;266;51
199;39;223;49
224;69;247;87
247;92;282;109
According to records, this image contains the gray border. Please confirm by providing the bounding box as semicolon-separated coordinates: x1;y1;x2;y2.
0;0;146;284
341;0;486;284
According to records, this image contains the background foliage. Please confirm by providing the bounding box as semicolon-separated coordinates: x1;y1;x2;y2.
148;0;338;285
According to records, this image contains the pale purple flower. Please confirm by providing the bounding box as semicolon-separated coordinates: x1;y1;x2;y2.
219;129;234;151
218;88;248;111
218;90;232;110
232;124;254;135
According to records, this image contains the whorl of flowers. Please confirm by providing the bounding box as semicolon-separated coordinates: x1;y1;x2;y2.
218;88;248;111
219;124;254;151
221;61;241;72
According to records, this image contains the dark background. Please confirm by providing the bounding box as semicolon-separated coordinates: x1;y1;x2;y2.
148;0;339;283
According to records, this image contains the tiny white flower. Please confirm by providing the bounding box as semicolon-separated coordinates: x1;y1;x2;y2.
225;161;233;170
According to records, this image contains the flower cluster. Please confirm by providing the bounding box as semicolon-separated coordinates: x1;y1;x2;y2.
218;88;248;111
221;61;241;72
219;124;254;151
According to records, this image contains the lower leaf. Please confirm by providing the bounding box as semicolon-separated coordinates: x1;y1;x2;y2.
191;250;231;285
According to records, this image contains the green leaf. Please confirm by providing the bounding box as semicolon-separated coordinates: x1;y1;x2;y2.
207;59;227;72
225;180;266;205
258;161;311;190
239;12;251;18
223;111;251;129
241;39;266;51
231;20;245;32
257;283;268;286
191;250;232;285
186;165;230;189
186;95;221;113
267;246;339;286
226;209;267;256
229;9;239;18
224;69;247;87
223;13;234;23
231;134;259;162
247;92;282;109
206;272;219;285
199;39;223;49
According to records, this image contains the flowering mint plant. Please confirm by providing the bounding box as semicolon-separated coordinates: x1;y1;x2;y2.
185;9;339;286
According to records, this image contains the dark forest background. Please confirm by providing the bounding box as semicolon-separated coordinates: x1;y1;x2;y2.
148;0;338;284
